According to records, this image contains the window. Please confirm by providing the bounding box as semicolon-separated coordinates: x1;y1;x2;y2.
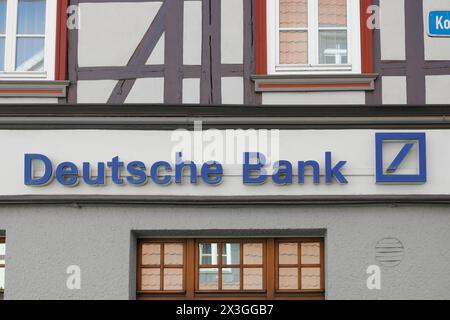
138;241;185;292
0;0;57;79
197;240;265;292
267;0;361;74
137;238;324;300
0;237;5;300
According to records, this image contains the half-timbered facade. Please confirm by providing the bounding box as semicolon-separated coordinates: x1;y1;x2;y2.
0;0;449;104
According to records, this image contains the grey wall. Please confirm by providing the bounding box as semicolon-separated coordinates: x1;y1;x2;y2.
0;204;449;300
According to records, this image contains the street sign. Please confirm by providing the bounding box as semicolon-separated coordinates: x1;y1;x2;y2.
428;11;450;37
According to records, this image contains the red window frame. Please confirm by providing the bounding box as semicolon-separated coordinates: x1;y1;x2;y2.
55;0;69;80
255;0;374;75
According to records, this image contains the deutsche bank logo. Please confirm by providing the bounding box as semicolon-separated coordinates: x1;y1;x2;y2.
375;133;427;184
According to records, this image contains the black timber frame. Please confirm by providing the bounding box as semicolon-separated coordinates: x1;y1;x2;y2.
1;104;450;129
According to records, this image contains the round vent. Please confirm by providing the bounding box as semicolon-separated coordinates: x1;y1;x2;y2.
375;238;404;267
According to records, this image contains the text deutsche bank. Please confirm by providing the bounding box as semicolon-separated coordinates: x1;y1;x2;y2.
429;11;450;37
24;152;348;187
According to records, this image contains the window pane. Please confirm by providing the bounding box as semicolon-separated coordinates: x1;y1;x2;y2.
163;268;183;291
141;243;161;266
222;268;240;290
199;243;218;265
319;30;347;64
301;267;321;290
199;268;218;290
243;268;263;290
164;243;183;266
17;0;46;34
15;37;45;71
279;267;298;290
319;0;347;27
278;243;298;265
301;242;321;264
0;37;4;71
243;243;263;265
280;0;307;28
222;243;240;265
141;268;160;291
0;242;4;265
279;31;308;65
0;0;6;34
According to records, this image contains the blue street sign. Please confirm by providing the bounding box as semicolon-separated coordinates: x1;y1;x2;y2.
428;11;450;37
375;133;427;184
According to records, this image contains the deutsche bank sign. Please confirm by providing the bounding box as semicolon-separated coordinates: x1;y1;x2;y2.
23;132;427;188
428;11;450;37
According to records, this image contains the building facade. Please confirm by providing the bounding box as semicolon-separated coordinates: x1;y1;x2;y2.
1;0;450;300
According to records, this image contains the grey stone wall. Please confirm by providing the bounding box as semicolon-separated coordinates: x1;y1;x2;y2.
0;204;449;300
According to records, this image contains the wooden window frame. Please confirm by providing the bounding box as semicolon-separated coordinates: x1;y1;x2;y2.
194;239;267;294
137;237;325;300
255;0;374;75
275;238;325;294
0;236;5;300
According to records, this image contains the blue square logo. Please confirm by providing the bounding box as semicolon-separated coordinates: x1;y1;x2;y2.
375;133;427;184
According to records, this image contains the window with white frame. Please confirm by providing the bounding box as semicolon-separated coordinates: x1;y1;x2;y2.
0;0;56;79
267;0;361;74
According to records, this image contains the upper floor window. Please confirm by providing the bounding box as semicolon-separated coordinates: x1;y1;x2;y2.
0;0;57;79
267;0;361;74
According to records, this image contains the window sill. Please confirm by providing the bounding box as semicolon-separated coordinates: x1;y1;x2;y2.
0;80;69;97
0;72;48;80
252;74;379;92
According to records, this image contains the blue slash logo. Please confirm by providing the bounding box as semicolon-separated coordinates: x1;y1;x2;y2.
375;133;427;184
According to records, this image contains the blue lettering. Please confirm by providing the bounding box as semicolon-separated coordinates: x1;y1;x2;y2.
55;162;79;186
151;161;172;185
272;160;292;185
243;152;267;184
298;161;320;184
24;154;53;186
201;161;223;185
126;161;148;185
175;152;197;184
107;156;124;185
82;162;105;186
325;152;348;184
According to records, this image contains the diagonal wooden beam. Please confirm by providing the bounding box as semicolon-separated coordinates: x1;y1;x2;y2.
78;65;165;80
107;1;168;103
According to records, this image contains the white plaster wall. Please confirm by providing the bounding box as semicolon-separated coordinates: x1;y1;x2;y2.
182;78;200;104
77;80;117;103
426;75;450;104
221;77;244;104
146;34;165;65
382;76;407;105
221;0;243;64
78;2;163;67
183;1;202;65
125;78;164;104
380;0;406;61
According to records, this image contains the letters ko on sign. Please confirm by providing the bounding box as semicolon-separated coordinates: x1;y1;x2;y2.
429;11;450;37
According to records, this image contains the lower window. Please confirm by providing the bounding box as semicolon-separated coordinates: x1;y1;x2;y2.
137;238;324;300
